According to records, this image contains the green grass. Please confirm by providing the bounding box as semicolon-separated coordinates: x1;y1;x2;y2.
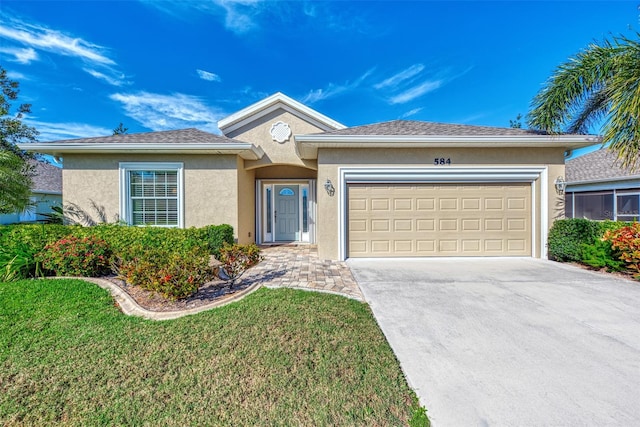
0;279;428;426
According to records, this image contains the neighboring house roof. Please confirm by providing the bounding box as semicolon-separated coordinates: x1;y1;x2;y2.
319;120;549;136
17;128;265;160
218;92;346;134
566;148;640;185
30;159;62;194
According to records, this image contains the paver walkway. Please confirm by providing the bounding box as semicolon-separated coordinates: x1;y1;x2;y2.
243;244;364;301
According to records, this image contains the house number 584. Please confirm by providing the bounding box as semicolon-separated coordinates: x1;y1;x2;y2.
434;158;451;165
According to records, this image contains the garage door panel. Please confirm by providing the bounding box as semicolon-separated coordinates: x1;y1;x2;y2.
348;183;531;257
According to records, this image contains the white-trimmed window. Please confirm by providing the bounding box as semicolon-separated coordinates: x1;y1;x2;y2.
119;162;184;227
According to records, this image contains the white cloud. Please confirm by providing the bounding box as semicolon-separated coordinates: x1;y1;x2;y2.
83;68;128;87
197;69;221;82
6;71;27;80
0;17;115;65
0;46;38;64
0;14;132;89
400;107;424;119
26;120;111;141
109;91;225;133
374;64;424;90
218;0;260;34
301;68;375;104
389;80;443;105
142;0;261;35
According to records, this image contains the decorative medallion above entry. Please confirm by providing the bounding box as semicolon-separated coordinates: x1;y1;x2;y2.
270;121;292;143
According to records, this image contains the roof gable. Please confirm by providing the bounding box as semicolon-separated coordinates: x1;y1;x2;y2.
218;92;345;135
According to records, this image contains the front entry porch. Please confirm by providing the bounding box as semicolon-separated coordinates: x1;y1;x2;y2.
256;179;316;244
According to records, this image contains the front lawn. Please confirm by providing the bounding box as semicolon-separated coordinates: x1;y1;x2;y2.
0;279;427;426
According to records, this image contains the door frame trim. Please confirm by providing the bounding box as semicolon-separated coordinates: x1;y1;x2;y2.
338;167;548;261
256;179;316;244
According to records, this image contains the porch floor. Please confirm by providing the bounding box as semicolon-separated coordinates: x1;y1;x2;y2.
242;244;364;301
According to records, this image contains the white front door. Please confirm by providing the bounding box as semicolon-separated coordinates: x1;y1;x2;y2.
259;180;314;244
275;185;299;241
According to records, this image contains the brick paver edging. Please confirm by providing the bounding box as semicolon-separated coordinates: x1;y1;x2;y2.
49;277;263;321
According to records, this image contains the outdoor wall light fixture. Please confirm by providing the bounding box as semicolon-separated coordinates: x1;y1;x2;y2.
324;178;335;196
554;176;566;195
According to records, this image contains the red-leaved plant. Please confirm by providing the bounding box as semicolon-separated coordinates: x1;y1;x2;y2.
38;235;112;277
116;248;215;300
603;223;640;278
217;243;263;286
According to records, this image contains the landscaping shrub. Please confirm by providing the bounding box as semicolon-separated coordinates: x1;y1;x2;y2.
548;219;605;262
604;223;640;279
38;235;112;277
578;239;624;272
218;243;263;285
547;219;629;262
0;224;74;280
0;241;43;282
192;224;234;258
116;247;215;299
0;223;235;282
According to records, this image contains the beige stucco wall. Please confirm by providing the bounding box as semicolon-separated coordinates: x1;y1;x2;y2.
236;158;256;244
63;153;241;234
228;108;323;170
315;147;566;260
254;164;317;179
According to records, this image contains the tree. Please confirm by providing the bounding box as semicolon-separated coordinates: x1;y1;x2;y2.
113;122;128;135
527;34;640;170
509;114;523;129
0;66;38;213
0;150;33;214
1;67;38;156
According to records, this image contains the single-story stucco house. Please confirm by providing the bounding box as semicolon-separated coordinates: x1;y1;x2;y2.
21;92;597;260
564;148;640;221
0;159;62;225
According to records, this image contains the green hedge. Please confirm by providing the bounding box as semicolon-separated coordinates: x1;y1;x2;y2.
0;223;234;281
548;218;628;263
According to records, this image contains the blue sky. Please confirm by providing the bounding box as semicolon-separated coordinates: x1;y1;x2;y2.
0;1;637;155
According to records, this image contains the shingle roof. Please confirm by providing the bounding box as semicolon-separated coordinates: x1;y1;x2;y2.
318;120;550;136
29;159;62;193
566;149;640;183
44;128;238;144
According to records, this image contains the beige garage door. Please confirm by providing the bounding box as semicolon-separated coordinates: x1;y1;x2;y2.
348;183;531;257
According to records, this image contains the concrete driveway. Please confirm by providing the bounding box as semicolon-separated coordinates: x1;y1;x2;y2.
347;258;640;426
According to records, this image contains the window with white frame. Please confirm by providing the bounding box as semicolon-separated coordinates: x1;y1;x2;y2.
565;189;640;221
120;162;183;227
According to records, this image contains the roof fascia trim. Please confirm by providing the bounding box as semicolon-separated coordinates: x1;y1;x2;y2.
295;134;599;143
566;175;640;187
218;92;346;134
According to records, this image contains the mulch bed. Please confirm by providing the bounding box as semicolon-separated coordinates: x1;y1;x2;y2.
104;276;255;312
568;262;638;282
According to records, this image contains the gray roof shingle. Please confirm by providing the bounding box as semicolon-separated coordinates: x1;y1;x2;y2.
42;128;239;144
30;159;62;193
566;148;640;183
318;120;551;136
